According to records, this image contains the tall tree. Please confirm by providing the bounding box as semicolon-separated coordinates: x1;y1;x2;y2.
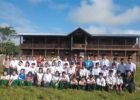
0;26;17;53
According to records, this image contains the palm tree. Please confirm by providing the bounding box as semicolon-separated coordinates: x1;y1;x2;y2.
0;26;17;54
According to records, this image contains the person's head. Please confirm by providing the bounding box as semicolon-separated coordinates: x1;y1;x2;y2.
112;62;116;68
39;68;43;73
89;75;94;80
120;58;124;64
3;71;8;76
5;55;10;60
46;69;51;74
31;63;35;68
19;56;22;60
126;70;132;77
87;55;91;60
81;76;86;81
58;61;61;66
64;57;68;61
52;60;56;66
64;63;68;68
20;69;25;74
45;62;49;67
128;58;132;64
82;64;85;69
12;71;17;75
32;56;36;60
99;72;103;79
27;71;33;77
79;56;83;61
109;70;113;76
25;61;30;67
117;71;121;77
76;62;80;67
12;56;17;60
55;71;60;77
62;71;66;77
94;55;98;60
103;65;107;70
95;63;99;68
102;54;107;59
113;57;117;62
70;62;74;68
18;61;23;66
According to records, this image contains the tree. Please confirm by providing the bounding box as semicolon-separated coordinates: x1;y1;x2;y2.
0;26;17;54
2;41;20;55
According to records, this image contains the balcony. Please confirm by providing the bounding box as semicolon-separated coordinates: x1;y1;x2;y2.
20;43;138;51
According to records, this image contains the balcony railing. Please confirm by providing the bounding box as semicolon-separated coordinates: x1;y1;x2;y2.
20;43;138;50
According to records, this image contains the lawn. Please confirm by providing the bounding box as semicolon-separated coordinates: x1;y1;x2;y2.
0;65;140;100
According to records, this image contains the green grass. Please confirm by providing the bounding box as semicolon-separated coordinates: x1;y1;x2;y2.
0;64;140;100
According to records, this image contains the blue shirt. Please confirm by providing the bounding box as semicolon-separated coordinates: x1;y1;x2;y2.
84;60;93;70
19;74;26;80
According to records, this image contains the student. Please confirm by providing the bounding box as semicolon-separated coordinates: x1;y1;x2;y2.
36;68;44;86
70;74;78;89
43;69;52;87
25;72;34;86
2;55;11;75
100;54;110;68
96;72;106;91
115;71;123;92
84;56;93;70
9;71;19;86
93;63;101;79
106;70;116;91
86;75;96;91
93;55;100;68
78;76;87;90
0;71;10;86
125;58;136;77
117;58;126;77
18;69;26;86
59;71;70;89
109;63;117;76
10;56;18;74
79;65;90;79
62;63;69;74
51;71;60;89
124;70;135;93
17;61;24;74
55;61;63;74
67;62;76;79
100;65;108;79
29;63;36;75
24;61;30;74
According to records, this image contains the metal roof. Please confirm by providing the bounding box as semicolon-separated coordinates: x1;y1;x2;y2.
17;27;140;37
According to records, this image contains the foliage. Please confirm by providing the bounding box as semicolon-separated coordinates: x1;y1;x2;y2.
2;41;20;55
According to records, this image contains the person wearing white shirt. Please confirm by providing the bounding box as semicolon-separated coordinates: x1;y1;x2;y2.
67;63;75;78
87;75;96;91
9;71;19;86
70;74;78;89
109;63;117;76
93;63;101;79
100;65;108;79
55;61;63;74
17;61;25;74
43;69;52;87
100;55;110;68
29;63;36;75
79;66;90;79
106;70;116;91
51;71;60;88
115;71;123;91
30;56;37;67
0;71;10;86
125;58;136;76
96;72;106;91
93;55;100;68
10;56;18;72
59;71;70;89
63;57;70;68
36;68;44;86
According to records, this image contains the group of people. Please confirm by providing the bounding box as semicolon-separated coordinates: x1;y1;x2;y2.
1;54;136;93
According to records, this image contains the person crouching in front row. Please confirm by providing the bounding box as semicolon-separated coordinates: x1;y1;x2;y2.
96;72;106;91
86;75;96;91
70;74;78;89
59;71;70;89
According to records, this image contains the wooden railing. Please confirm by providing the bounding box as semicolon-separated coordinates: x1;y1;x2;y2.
20;43;138;50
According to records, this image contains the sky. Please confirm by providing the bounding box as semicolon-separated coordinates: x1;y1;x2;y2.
0;0;140;35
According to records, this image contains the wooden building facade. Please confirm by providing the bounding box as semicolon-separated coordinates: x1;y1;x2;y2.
19;28;139;61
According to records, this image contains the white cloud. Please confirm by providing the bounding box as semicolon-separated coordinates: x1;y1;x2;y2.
0;2;38;33
69;0;140;25
85;25;140;35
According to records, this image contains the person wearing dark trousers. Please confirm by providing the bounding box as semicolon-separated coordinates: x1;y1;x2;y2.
124;70;135;93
